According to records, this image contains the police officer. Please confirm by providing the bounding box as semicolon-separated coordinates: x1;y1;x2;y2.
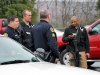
30;9;59;63
62;16;90;68
3;15;21;43
17;9;34;49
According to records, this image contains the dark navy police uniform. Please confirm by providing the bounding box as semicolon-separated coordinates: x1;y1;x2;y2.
30;20;59;59
3;26;21;43
17;21;33;49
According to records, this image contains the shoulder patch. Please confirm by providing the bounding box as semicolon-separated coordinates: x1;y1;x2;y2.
3;33;8;37
52;33;55;37
80;27;84;32
50;27;54;32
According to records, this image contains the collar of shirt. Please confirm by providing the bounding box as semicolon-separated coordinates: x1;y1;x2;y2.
7;26;15;31
26;23;31;28
26;23;29;26
40;20;48;23
71;25;79;29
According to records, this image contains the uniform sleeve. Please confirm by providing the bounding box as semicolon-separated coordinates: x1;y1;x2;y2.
46;26;59;58
29;29;35;52
84;28;90;53
62;28;69;43
3;31;11;37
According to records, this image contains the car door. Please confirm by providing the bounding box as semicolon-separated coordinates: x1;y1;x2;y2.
89;23;100;58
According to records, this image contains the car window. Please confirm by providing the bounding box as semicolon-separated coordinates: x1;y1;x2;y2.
92;23;100;34
2;19;8;27
0;36;42;63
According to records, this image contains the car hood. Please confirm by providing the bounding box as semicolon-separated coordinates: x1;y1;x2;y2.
0;62;99;75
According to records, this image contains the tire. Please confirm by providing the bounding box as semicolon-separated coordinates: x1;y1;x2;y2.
60;49;94;66
87;62;94;67
60;49;70;65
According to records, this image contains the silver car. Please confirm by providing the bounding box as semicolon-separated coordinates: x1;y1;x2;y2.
0;35;99;75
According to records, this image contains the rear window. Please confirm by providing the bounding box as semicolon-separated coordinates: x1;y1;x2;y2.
2;19;8;27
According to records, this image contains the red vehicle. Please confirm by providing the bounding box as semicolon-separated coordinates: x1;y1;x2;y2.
0;19;7;34
57;19;100;66
1;18;100;66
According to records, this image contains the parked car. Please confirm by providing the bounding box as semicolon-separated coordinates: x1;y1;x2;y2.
54;28;63;36
56;19;100;66
0;19;7;34
0;35;42;63
85;25;91;29
1;19;100;67
0;35;100;75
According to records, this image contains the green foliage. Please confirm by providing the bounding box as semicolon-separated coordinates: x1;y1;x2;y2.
96;0;100;10
0;0;38;23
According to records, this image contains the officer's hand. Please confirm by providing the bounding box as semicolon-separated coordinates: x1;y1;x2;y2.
55;58;59;63
86;53;90;58
68;34;74;39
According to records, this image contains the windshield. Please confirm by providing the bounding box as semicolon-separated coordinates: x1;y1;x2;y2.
0;36;42;64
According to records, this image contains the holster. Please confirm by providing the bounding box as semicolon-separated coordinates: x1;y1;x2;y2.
45;51;55;63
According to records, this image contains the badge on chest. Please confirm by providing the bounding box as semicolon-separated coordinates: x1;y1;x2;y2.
26;32;30;34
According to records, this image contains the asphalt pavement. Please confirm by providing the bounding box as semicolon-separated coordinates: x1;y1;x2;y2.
89;62;100;72
57;61;100;72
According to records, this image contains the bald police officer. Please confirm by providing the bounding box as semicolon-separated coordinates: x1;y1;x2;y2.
62;16;90;68
30;9;59;63
3;15;21;43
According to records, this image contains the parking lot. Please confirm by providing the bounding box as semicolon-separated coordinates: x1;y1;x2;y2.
88;62;100;72
57;61;100;72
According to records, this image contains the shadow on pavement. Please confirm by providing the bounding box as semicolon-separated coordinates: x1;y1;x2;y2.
88;66;100;72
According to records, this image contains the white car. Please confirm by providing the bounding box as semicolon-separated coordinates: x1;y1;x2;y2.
54;28;63;36
85;25;91;29
0;62;100;75
0;35;100;75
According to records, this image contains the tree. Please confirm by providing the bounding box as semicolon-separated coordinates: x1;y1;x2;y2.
81;0;95;25
0;0;38;23
96;0;100;10
96;0;100;18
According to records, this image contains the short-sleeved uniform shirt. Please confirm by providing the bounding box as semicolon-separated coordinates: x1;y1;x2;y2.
3;26;21;43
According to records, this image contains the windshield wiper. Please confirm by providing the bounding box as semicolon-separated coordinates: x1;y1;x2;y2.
0;60;30;65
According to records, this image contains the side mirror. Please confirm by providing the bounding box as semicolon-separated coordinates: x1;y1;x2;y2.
89;30;98;35
31;57;39;62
